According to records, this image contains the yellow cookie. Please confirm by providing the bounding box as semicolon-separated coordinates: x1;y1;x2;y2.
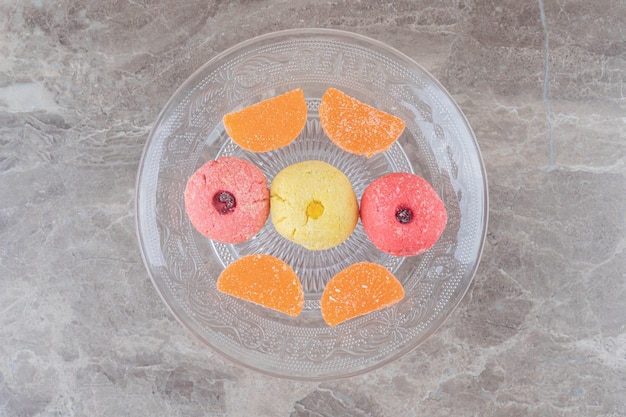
270;161;359;250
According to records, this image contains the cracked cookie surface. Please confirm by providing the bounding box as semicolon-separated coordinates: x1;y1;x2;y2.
270;160;358;250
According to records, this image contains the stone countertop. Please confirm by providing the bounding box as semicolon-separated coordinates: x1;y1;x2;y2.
1;1;625;416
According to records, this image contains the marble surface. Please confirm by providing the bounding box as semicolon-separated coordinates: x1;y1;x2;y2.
1;0;625;415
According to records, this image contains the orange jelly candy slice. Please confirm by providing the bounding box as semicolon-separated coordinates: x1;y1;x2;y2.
320;262;405;326
223;88;307;152
319;88;406;157
217;254;304;317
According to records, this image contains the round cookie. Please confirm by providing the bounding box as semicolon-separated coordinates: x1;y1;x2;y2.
184;157;269;244
270;160;359;250
360;172;447;256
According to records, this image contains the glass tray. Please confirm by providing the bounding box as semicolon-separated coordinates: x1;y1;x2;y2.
136;28;488;380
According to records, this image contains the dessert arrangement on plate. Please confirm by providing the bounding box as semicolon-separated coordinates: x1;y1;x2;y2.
184;88;447;326
136;29;487;379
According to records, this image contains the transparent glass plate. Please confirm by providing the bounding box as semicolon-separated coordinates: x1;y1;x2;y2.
136;29;488;380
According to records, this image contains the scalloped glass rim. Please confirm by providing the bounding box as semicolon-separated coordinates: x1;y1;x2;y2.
135;28;488;380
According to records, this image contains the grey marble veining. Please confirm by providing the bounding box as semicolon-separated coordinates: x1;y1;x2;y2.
1;0;625;416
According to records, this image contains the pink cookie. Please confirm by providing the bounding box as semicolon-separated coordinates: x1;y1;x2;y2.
184;157;269;244
360;172;447;256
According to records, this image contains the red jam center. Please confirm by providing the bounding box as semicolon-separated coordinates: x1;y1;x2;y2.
212;191;236;214
395;206;413;224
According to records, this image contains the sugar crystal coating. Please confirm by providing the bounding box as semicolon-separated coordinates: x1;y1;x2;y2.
184;157;269;244
319;88;406;157
216;254;304;317
223;88;307;152
321;262;405;326
360;172;447;256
